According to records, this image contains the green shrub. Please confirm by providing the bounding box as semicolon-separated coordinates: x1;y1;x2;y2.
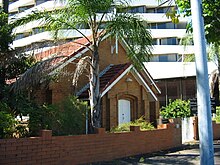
160;99;191;119
214;106;220;123
27;104;56;136
0;102;17;138
15;124;29;138
27;96;88;136
53;96;87;135
110;122;131;132
110;116;155;133
0;101;31;138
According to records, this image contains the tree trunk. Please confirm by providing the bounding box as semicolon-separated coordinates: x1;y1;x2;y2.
89;45;101;129
3;0;9;13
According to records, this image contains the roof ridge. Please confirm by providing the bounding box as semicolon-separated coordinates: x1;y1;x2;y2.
76;64;114;96
100;63;131;93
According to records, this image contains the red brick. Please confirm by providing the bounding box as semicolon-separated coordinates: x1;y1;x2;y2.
0;122;185;164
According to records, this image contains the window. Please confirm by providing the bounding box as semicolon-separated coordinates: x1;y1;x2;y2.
167;54;178;62
157;23;166;29
150;22;177;29
156;7;171;13
150;54;178;62
146;8;155;13
9;11;18;17
18;5;34;13
150;23;157;29
15;32;31;40
127;6;146;13
160;38;177;45
35;0;49;5
176;22;187;29
156;7;165;13
150;55;159;62
157;22;176;29
32;27;45;34
159;55;168;62
15;34;24;40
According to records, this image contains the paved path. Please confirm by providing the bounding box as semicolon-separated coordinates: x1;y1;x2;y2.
92;141;220;165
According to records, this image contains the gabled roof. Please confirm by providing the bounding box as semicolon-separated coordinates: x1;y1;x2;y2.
77;63;131;98
77;63;158;101
34;37;91;61
8;35;160;97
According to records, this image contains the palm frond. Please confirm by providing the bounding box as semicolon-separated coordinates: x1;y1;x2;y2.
180;33;193;46
73;56;91;86
105;13;152;69
11;56;66;93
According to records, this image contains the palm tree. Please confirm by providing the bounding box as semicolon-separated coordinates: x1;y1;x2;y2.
11;0;153;129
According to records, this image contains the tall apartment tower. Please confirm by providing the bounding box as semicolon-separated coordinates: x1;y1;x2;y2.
2;0;194;61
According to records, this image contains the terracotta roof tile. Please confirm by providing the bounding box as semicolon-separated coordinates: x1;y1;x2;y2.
7;37;92;85
34;37;91;62
79;63;131;98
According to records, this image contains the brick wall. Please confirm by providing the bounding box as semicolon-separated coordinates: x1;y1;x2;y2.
212;121;220;140
0;124;182;165
192;117;220;140
50;39;129;103
106;72;159;128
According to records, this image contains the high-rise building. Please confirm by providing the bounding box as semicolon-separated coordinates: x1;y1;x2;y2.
7;0;194;62
5;0;218;108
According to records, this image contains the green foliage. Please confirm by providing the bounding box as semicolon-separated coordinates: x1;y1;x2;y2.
0;102;17;138
0;92;33;138
0;86;88;137
12;0;153;128
160;99;191;119
1;86;34;116
106;13;152;68
165;7;180;24
54;96;87;135
6;56;36;80
110;116;155;133
0;9;35;86
14;124;29;138
12;0;153;74
110;122;131;132
27;104;52;136
27;96;87;136
0;9;13;52
175;0;220;44
214;106;220;123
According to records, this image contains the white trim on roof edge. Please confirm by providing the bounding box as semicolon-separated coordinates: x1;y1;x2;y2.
101;65;133;97
49;34;110;76
101;65;158;101
142;68;161;94
119;37;160;94
132;68;158;101
49;47;90;76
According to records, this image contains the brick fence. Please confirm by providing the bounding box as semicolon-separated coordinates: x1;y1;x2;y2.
192;117;220;140
0;123;181;165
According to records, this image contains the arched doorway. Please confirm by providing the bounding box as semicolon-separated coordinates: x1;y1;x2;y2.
118;99;131;125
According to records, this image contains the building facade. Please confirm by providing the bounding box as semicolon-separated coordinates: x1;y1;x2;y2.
32;37;161;129
5;0;194;61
